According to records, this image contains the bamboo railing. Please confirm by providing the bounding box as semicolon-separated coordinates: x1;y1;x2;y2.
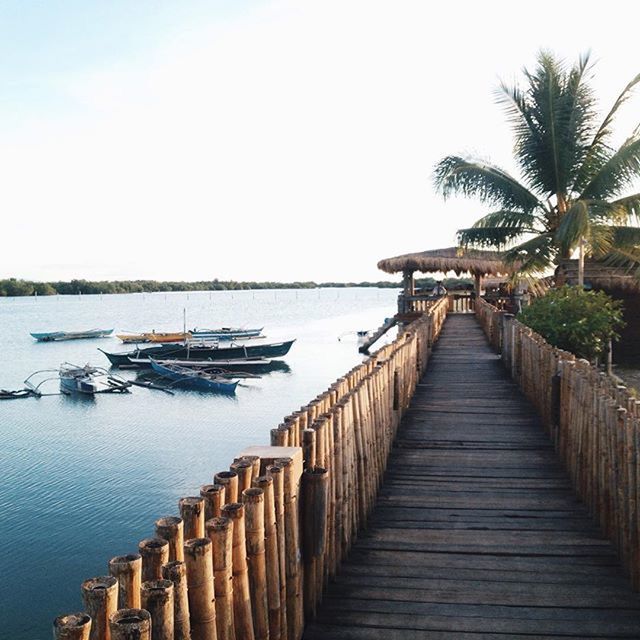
476;297;640;590
53;297;449;640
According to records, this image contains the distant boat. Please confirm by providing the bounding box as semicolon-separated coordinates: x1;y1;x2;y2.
149;359;239;393
58;363;131;395
117;332;190;344
190;327;264;340
100;339;295;368
30;329;114;342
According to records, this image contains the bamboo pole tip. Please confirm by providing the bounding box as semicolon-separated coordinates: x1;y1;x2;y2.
266;464;282;475
242;487;264;503
162;560;186;580
253;475;273;489
200;484;224;496
184;537;212;557
214;470;238;481
53;612;91;631
178;496;205;509
109;554;142;570
81;576;118;596
205;516;232;533
304;466;328;477
109;609;151;632
141;579;174;600
220;502;244;519
138;537;170;553
274;458;292;468
155;516;183;529
230;459;252;471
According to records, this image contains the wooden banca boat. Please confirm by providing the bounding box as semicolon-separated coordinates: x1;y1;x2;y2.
190;327;264;340
58;363;131;395
117;332;190;344
149;359;239;393
30;329;114;342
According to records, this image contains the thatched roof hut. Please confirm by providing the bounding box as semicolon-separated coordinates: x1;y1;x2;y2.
556;260;640;293
377;247;513;277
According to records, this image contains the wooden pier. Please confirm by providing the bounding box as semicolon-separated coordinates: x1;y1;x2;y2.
304;314;640;639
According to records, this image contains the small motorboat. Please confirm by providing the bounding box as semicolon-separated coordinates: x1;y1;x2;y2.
58;363;131;395
149;359;239;393
30;329;114;342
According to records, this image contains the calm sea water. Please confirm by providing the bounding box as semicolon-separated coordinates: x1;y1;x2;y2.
0;287;397;640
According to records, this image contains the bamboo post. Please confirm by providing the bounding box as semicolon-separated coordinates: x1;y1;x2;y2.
179;497;206;541
230;460;254;496
53;613;91;640
206;517;235;640
162;561;191;640
242;488;269;640
275;457;303;640
108;554;142;610
214;472;239;504
302;467;329;619
253;475;281;640
270;428;288;447
155;517;185;563
302;429;316;469
200;484;226;521
139;538;170;583
266;465;287;640
81;576;118;640
109;610;151;640
220;503;255;640
236;455;262;480
140;580;174;640
184;538;217;640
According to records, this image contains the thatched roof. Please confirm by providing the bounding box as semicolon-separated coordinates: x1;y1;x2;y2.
377;247;513;276
556;260;640;294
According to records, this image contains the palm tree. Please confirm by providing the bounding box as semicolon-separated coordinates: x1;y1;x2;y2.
434;51;640;284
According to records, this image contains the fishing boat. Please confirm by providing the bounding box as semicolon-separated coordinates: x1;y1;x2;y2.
117;332;190;344
58;363;131;394
30;329;114;342
190;327;264;340
99;339;295;368
149;359;239;393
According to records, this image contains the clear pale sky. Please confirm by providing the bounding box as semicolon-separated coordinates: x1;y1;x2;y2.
1;0;638;283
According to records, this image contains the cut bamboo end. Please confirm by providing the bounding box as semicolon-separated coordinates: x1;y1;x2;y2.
140;579;174;640
155;516;185;562
108;554;142;610
53;613;91;640
230;459;254;495
214;471;239;504
179;496;206;541
80;576;118;640
108;609;151;640
138;538;170;583
205;517;235;640
161;561;191;640
200;484;226;520
236;454;261;479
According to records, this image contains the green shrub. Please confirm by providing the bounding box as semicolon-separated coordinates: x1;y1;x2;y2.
518;286;625;361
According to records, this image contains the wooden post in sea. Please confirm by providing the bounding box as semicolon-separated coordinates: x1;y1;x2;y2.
155;517;185;563
109;609;151;640
230;459;254;496
254;475;281;640
179;497;206;541
53;613;91;640
206;517;235;640
81;576;118;640
184;538;217;640
108;554;142;609
140;580;174;640
162;561;191;640
267;464;288;640
220;502;255;640
139;538;170;583
236;455;262;480
200;485;226;520
214;471;239;504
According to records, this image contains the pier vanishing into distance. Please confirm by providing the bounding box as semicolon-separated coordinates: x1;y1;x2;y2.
55;288;640;640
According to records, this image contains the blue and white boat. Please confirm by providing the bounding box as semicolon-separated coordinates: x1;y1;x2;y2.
149;358;239;393
31;329;114;342
189;327;264;340
58;363;131;395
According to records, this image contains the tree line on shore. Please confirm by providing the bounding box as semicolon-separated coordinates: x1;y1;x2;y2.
0;276;473;297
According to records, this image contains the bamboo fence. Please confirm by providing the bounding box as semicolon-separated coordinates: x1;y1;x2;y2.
476;297;640;589
54;297;449;639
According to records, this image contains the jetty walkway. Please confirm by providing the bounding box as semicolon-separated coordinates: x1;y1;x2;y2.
305;314;640;639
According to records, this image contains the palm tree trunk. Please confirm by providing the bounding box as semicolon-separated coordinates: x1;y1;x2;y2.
578;237;585;288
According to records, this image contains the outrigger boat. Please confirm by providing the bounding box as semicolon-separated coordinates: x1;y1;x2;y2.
190;327;264;340
30;329;114;342
117;327;264;344
58;363;131;394
149;359;239;393
117;332;190;344
99;339;295;368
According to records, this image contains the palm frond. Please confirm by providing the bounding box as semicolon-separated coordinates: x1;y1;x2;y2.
457;225;529;249
470;209;542;231
612;193;640;219
433;156;543;212
555;200;590;255
503;232;557;274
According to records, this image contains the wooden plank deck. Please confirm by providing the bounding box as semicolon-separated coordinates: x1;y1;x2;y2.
304;314;640;639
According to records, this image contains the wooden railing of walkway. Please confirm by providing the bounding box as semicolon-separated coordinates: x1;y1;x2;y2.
476;297;640;590
53;298;449;640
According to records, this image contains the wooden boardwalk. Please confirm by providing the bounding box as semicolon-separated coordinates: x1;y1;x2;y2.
304;314;640;639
